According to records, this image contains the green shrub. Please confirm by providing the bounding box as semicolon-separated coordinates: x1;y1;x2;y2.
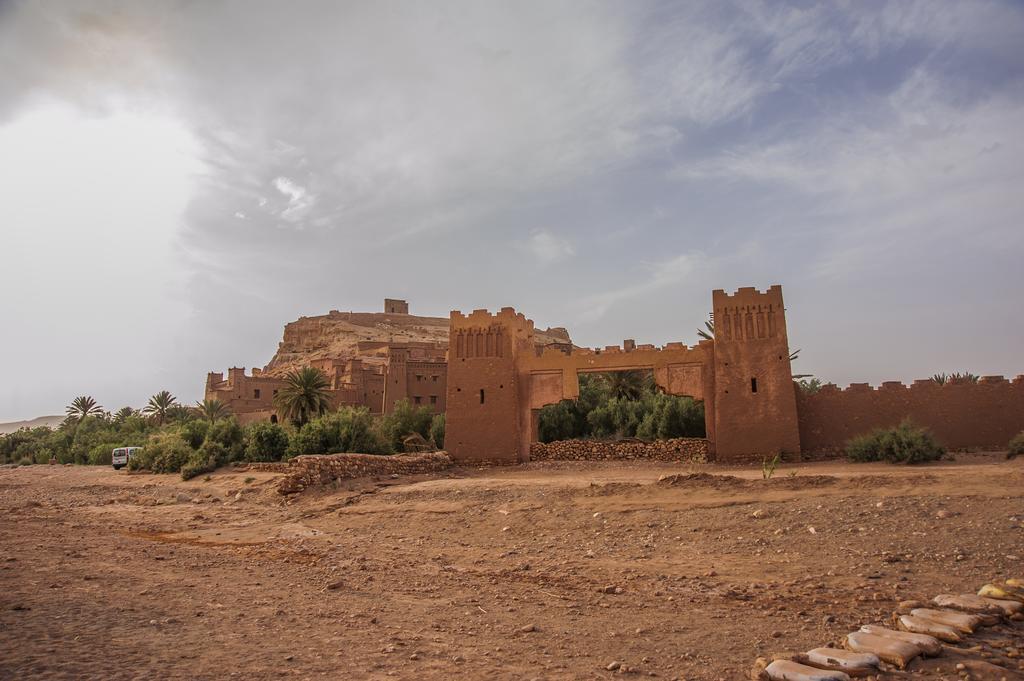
286;408;392;458
244;422;290;462
180;441;228;480
17;456;32;466
206;418;245;461
287;417;334;457
1008;432;1024;459
379;400;432;452
87;442;120;466
845;420;945;464
180;419;210;450
430;413;445;449
129;433;192;473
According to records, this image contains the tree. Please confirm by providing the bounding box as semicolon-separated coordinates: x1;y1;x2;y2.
143;390;178;426
66;395;103;422
932;372;979;386
194;398;231;423
602;370;647;401
796;377;823;394
273;367;331;427
113;406;137;423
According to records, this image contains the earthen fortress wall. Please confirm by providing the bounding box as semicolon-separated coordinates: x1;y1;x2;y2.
796;376;1024;453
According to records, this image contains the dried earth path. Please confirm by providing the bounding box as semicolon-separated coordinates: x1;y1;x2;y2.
1;454;1022;680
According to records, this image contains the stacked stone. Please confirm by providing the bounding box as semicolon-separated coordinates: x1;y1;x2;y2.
247;462;291;473
529;438;708;463
277;451;452;494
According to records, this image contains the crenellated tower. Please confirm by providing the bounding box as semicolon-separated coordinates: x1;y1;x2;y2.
711;285;801;458
445;308;536;462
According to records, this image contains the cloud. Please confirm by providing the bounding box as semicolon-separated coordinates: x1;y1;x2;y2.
2;0;1024;418
526;230;575;264
576;251;707;324
273;176;317;224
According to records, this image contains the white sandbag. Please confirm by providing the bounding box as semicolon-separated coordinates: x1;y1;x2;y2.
932;593;1004;617
844;631;921;669
765;659;850;681
804;648;879;675
977;595;1024;616
910;607;982;633
897;614;962;643
858;625;942;656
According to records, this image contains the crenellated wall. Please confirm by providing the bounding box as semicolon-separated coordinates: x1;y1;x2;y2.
796;375;1024;453
444;286;803;463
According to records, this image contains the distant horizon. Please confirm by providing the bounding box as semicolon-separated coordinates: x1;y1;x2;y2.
3;1;1022;422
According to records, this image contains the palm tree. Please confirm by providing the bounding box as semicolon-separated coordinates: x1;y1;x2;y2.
273;367;331;427
195;398;231;423
603;370;647;401
66;395;103;422
933;372;978;386
143;390;178;425
113;406;137;423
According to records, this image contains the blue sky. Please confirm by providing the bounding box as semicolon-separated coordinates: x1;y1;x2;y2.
1;1;1022;421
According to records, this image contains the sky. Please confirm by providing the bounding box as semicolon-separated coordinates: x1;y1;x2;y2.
1;0;1022;422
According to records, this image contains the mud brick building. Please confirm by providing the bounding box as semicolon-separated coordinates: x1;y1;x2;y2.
444;285;1024;463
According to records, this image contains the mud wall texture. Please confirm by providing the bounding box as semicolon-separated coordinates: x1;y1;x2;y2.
530;438;708;463
276;451;452;494
796;376;1024;453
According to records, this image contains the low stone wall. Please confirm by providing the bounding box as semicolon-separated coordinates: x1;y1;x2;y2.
529;438;708;463
277;451;452;494
247;462;291;473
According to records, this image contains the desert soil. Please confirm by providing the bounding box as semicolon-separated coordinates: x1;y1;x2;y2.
1;454;1022;680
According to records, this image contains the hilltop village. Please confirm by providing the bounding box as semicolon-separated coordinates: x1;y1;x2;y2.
205;299;572;423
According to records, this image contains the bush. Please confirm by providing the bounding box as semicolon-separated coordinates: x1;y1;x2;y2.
87;442;119;466
429;413;445;449
180;441;229;480
244;422;290;462
180;420;210;450
287;408;391;458
379;400;433;452
206;418;245;461
129;433;192;473
1008;432;1024;459
845;420;945;464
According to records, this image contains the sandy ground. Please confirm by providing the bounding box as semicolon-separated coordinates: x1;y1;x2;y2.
1;454;1022;680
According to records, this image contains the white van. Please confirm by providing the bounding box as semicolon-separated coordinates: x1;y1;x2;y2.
111;447;142;470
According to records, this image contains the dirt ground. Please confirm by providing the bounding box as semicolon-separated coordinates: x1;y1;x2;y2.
1;454;1022;680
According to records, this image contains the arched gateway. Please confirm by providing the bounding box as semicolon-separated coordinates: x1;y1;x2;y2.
445;285;801;463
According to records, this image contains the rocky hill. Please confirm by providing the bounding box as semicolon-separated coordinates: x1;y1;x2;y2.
263;310;572;376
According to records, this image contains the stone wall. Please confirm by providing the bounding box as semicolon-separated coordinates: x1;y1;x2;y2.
529;438;708;463
796;375;1024;454
276;451;452;494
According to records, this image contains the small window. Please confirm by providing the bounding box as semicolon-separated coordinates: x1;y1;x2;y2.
432;375;438;382
254;388;261;399
414;396;422;404
479;389;485;404
270;414;278;424
430;395;437;404
751;377;758;393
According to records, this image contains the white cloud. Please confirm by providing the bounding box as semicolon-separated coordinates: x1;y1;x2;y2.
272;176;317;223
526;230;575;264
